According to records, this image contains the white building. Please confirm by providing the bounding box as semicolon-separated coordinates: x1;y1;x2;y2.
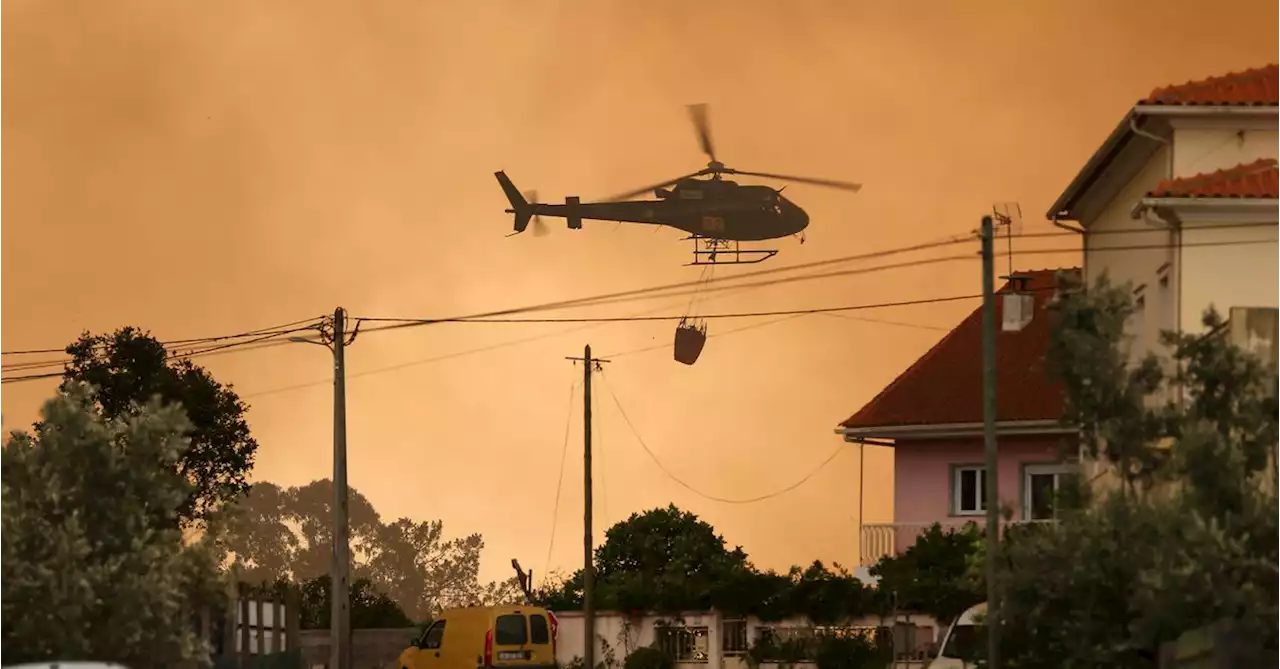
552;610;939;669
1047;64;1278;360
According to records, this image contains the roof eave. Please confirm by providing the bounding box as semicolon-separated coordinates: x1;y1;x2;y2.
1046;110;1138;222
1046;104;1280;223
1138;196;1278;208
835;419;1075;441
1131;103;1280;116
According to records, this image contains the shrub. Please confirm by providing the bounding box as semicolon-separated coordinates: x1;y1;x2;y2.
814;635;888;669
625;646;673;669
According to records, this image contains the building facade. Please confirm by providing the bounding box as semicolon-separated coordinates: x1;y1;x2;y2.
834;269;1078;565
1047;64;1279;359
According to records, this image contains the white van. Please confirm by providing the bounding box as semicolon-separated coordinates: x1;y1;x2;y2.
931;602;986;668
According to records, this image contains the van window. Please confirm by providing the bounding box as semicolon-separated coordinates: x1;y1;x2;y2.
941;624;983;663
530;614;550;644
496;615;528;645
420;620;446;649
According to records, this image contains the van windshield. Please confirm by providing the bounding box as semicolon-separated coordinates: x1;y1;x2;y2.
496;615;528;645
941;625;984;663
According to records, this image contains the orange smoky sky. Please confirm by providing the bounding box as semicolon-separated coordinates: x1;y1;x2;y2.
3;0;1276;583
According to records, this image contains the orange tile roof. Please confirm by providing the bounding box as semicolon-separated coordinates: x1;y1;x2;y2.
839;269;1075;430
1148;159;1279;199
1141;64;1278;106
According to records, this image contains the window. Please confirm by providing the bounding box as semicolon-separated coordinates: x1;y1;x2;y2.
721;619;747;655
940;624;984;664
495;615;527;646
1023;463;1079;520
952;466;986;515
419;620;446;649
657;626;709;663
530;614;550;645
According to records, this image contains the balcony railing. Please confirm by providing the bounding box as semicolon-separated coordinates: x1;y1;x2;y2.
859;518;1052;566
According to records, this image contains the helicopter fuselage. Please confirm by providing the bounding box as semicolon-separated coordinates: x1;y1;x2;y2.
523;180;810;241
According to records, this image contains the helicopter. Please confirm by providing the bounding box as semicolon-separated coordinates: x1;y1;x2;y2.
494;104;862;265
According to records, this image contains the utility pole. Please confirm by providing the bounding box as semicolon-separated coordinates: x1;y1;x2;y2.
980;215;1000;669
330;307;352;669
565;345;608;669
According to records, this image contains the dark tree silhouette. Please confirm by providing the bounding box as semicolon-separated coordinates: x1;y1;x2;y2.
61;327;257;526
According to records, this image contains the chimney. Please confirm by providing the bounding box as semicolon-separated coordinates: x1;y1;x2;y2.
1002;274;1035;332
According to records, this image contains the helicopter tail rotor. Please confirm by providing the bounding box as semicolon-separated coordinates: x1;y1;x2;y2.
528;191;549;237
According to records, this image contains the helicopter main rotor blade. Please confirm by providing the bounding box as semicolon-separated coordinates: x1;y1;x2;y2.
727;168;862;193
601;170;709;202
687;103;716;164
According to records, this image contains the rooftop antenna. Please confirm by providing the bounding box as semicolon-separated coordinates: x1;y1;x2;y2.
992;202;1023;280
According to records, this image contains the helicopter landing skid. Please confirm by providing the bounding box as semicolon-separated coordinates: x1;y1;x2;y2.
685;236;779;266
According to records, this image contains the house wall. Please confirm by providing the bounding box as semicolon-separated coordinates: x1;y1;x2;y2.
1172;120;1279;336
1082;144;1176;357
1180;222;1280;334
1170;122;1278;177
892;435;1067;527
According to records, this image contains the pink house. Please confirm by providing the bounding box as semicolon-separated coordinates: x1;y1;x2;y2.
835;269;1080;565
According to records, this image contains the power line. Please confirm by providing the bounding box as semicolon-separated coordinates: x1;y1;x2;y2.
818;312;950;331
542;379;578;589
5;234;1273;387
353;236;1275;331
599;371;845;504
598;306;948;360
1;326;319;384
240;296;703;399
602;312;812;359
1;315;325;356
351;234;981;332
348;223;1275;335
415;293;987;326
241;291;999;399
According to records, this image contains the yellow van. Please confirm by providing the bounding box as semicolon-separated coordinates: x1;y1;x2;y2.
398;605;559;669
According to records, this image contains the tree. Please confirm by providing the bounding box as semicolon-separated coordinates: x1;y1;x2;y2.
770;561;875;625
542;505;753;612
223;479;384;584
477;577;526;606
61;327;258;526
224;479;508;621
286;575;414;630
869;523;984;626
2;383;225;668
990;275;1279;667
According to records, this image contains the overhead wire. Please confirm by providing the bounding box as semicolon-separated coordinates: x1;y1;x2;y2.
599;370;845;504
351;232;981;331
356;223;1275;334
542;379;579;588
3;232;1274;387
0;315;326;357
354;236;1276;329
1;323;322;380
239;294;710;400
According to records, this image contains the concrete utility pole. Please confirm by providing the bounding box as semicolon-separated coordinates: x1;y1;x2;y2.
289;309;355;669
565;345;608;669
331;308;352;669
980;215;1000;669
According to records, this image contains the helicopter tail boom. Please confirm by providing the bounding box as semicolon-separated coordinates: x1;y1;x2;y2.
495;171;535;234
